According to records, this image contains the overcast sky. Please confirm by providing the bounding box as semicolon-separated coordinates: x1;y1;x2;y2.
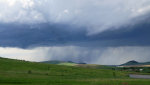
0;0;150;65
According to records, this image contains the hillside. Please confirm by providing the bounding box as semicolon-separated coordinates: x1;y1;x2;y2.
42;60;114;69
121;60;140;66
42;60;78;66
120;60;150;67
0;57;150;85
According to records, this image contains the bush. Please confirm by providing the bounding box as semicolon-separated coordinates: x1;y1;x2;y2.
113;72;116;78
28;70;32;74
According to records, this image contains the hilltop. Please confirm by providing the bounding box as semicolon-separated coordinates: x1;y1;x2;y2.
120;60;150;67
121;60;140;66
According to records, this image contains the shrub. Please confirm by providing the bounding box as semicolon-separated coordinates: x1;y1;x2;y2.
28;70;32;74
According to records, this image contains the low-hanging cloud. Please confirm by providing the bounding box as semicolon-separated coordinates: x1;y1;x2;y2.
1;46;150;65
0;0;150;34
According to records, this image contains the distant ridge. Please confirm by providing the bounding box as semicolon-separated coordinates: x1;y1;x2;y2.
42;60;86;64
41;60;79;66
120;60;150;67
121;60;139;66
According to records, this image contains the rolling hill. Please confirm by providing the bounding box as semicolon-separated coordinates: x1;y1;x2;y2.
0;57;150;85
120;60;150;67
42;60;78;66
42;60;114;69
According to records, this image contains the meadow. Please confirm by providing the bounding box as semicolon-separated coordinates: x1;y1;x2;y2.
0;57;150;85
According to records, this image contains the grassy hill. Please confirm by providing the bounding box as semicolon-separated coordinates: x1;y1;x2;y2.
42;60;78;66
121;60;139;66
120;60;150;67
42;60;113;69
0;57;150;85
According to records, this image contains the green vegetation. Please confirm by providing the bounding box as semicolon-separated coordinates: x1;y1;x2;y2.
42;60;115;69
58;62;77;66
0;57;150;85
42;60;77;66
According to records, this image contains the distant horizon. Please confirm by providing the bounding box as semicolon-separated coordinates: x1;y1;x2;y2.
1;56;149;66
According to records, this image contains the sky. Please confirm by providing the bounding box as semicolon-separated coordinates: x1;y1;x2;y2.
0;0;150;65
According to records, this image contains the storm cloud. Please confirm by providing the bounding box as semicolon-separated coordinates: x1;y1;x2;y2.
0;0;150;34
0;20;150;48
1;46;150;65
0;0;150;65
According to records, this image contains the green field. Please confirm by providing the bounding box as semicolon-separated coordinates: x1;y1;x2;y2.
0;57;150;85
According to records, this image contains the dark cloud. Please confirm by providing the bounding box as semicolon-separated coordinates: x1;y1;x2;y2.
0;17;150;48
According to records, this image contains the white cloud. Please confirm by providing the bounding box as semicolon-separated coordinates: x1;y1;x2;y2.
64;9;69;14
0;0;150;34
0;0;45;23
0;47;48;61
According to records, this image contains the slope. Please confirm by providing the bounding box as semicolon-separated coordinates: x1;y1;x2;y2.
0;57;150;85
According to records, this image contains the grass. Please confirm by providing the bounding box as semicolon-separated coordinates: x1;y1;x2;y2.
0;57;150;85
58;62;77;66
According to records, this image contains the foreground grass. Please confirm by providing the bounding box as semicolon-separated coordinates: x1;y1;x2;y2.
0;58;150;85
